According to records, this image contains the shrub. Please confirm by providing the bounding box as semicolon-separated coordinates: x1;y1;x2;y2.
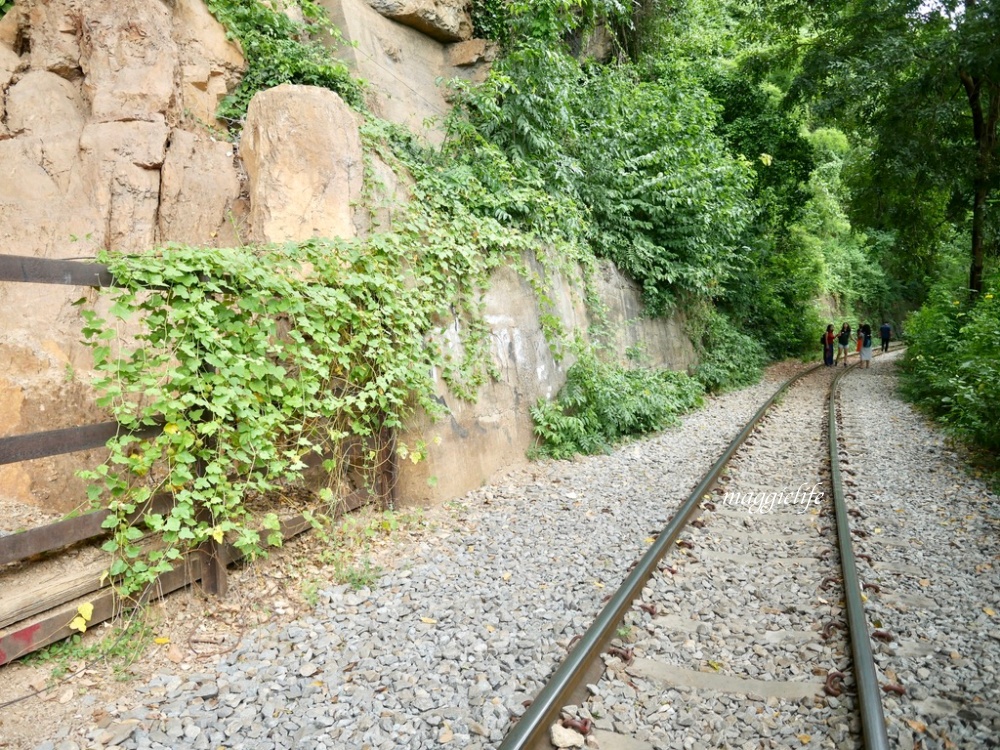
530;354;704;458
688;307;767;393
900;270;1000;452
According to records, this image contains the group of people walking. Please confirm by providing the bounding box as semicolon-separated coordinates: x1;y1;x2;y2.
822;321;891;368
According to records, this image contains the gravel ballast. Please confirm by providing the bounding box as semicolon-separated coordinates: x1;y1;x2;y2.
36;366;802;750
28;354;1000;750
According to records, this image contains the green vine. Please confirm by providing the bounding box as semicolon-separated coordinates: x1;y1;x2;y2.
80;113;596;594
204;0;363;126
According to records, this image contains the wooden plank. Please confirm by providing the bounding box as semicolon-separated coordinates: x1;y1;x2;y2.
0;419;162;466
0;491;372;664
0;493;173;567
0;512;109;567
0;557;200;667
0;254;115;287
0;539;158;630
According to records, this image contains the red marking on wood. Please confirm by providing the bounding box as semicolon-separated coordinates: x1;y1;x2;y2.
11;622;42;646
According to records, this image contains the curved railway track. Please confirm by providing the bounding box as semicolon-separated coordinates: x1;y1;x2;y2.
501;355;896;750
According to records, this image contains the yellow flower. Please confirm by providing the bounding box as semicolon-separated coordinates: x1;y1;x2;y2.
986;293;994;300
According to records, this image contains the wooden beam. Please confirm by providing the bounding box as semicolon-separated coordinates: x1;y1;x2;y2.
0;420;162;466
0;493;173;567
0;557;200;667
0;539;158;630
0;254;114;287
0;491;373;665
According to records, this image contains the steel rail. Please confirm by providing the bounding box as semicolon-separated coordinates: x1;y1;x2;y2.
828;365;891;749
498;362;824;750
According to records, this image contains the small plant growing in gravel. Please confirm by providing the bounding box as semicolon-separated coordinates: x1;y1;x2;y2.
26;614;154;683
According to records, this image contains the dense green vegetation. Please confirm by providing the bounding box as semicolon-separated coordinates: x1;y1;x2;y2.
530;354;705;459
204;0;363;124
900;267;1000;453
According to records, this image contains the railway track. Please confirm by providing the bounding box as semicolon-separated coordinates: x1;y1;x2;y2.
501;357;894;750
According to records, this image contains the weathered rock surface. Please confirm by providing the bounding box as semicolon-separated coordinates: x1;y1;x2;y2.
397;257;698;505
364;0;472;42
80;0;178;122
0;0;245;509
5;70;86;190
241;84;363;243
446;38;497;67
0;0;699;518
26;0;83;78
72;120;171;251
171;0;246;128
159;129;243;247
320;0;490;143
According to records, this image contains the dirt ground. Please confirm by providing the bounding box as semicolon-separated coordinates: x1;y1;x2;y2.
0;505;441;750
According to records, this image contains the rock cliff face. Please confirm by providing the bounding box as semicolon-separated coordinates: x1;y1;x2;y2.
0;0;245;511
0;0;696;514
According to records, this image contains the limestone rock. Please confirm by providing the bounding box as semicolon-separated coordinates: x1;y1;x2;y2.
0;3;25;50
364;0;472;42
5;71;87;190
172;0;245;128
159;129;243;247
320;0;457;144
0;40;21;137
550;723;586;748
241;84;363;243
0;31;21;81
79;0;178;122
445;38;496;67
26;0;84;78
70;120;170;251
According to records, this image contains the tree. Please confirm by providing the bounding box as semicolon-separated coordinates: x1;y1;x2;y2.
790;0;1000;298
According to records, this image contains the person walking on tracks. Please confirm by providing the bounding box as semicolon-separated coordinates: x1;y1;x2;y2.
879;321;892;353
859;323;873;369
835;322;852;366
822;324;836;366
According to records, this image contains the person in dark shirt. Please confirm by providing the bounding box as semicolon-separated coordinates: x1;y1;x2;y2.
836;323;852;366
879;322;892;353
823;324;836;366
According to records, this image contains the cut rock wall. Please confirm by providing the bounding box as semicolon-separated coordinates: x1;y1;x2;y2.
0;0;696;515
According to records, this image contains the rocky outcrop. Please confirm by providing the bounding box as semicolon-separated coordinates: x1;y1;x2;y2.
241;84;363;243
445;38;497;67
397;257;698;505
0;0;246;510
0;0;698;516
319;0;491;144
363;0;472;42
171;0;246;127
79;0;178;123
159;129;243;247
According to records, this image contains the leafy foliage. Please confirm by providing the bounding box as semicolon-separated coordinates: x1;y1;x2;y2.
81;242;447;593
450;45;756;313
204;0;362;126
788;0;1000;297
470;0;636;51
530;354;705;458
0;1;13;21
900;267;1000;452
686;305;768;393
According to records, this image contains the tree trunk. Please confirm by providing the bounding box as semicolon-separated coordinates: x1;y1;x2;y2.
959;69;997;298
970;182;986;297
